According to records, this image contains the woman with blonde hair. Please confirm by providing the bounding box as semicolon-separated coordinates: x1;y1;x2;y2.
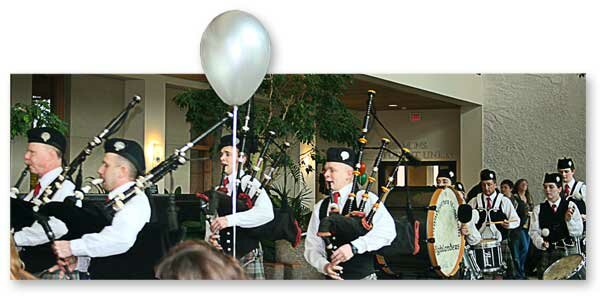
10;234;37;280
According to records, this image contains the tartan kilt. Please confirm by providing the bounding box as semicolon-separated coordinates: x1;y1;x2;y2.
501;239;515;278
36;269;80;280
239;248;265;280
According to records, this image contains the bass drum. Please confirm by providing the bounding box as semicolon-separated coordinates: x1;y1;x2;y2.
542;254;586;280
376;186;465;279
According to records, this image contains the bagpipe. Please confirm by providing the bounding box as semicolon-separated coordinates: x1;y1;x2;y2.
317;137;390;255
342;90;375;216
11;95;141;234
10;166;36;231
316;89;422;259
198;132;302;248
39;112;234;240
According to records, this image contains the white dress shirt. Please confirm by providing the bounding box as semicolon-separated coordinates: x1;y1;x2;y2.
528;197;583;250
69;181;150;257
464;208;482;246
468;192;520;242
14;167;74;246
223;174;274;228
564;178;587;202
304;183;396;275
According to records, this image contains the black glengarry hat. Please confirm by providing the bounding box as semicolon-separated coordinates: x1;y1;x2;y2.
104;138;146;175
480;169;497;181
218;134;259;154
326;147;356;169
557;157;575;170
544;172;563;188
437;169;456;182
27;127;67;154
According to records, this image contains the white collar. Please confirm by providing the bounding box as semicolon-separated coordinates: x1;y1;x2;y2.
38;167;63;188
108;181;136;199
565;178;576;189
334;183;353;199
483;191;498;201
547;197;562;207
225;170;245;183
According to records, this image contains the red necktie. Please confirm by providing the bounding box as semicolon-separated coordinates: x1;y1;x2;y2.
487;197;492;209
552;204;557;213
33;183;41;197
564;184;570;197
333;192;340;205
223;177;229;188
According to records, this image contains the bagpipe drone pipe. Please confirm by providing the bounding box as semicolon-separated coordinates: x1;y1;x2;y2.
198;135;302;248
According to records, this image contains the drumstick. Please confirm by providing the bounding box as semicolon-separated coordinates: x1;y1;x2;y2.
487;219;518;225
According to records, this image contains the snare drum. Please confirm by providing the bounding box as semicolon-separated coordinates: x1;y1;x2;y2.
543;254;586;280
472;240;504;273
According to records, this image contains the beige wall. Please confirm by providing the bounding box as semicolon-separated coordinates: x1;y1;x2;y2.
482;74;586;202
69;75;128;185
10;75;33;189
165;86;191;193
370;74;483;106
363;109;460;162
9;74;204;193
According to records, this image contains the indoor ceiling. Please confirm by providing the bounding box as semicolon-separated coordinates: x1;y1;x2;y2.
164;74;459;111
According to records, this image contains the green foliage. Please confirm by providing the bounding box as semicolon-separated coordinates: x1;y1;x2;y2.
173;74;360;146
267;183;313;232
173;74;360;184
173;89;229;140
10;99;69;140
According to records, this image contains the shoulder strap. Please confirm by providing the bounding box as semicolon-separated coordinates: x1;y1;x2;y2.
493;192;503;209
319;197;329;221
570;180;579;195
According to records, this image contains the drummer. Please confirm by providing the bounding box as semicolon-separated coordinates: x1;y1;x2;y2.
454;182;467;201
435;169;480;246
557;157;587;254
529;173;583;278
467;169;520;278
436;168;455;188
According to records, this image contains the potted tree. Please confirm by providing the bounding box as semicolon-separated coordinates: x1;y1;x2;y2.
11;99;69;189
173;74;360;279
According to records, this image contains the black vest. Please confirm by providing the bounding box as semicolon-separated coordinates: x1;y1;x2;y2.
216;176;263;259
87;195;163;280
319;197;375;280
88;223;164;279
562;181;586;215
538;199;570;244
219;226;259;259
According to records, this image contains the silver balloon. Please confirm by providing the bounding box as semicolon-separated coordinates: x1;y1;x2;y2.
201;10;271;106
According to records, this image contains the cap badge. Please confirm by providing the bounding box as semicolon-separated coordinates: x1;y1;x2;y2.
449;171;455;178
489;173;494;179
340;151;350;161
41;132;51;142
114;141;126;151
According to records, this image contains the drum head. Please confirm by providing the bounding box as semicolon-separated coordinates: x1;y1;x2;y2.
426;187;465;277
543;254;585;280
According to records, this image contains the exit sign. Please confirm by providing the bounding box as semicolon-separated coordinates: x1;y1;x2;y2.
410;112;422;122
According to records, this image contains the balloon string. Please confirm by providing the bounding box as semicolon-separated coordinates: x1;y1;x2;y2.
231;105;238;258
